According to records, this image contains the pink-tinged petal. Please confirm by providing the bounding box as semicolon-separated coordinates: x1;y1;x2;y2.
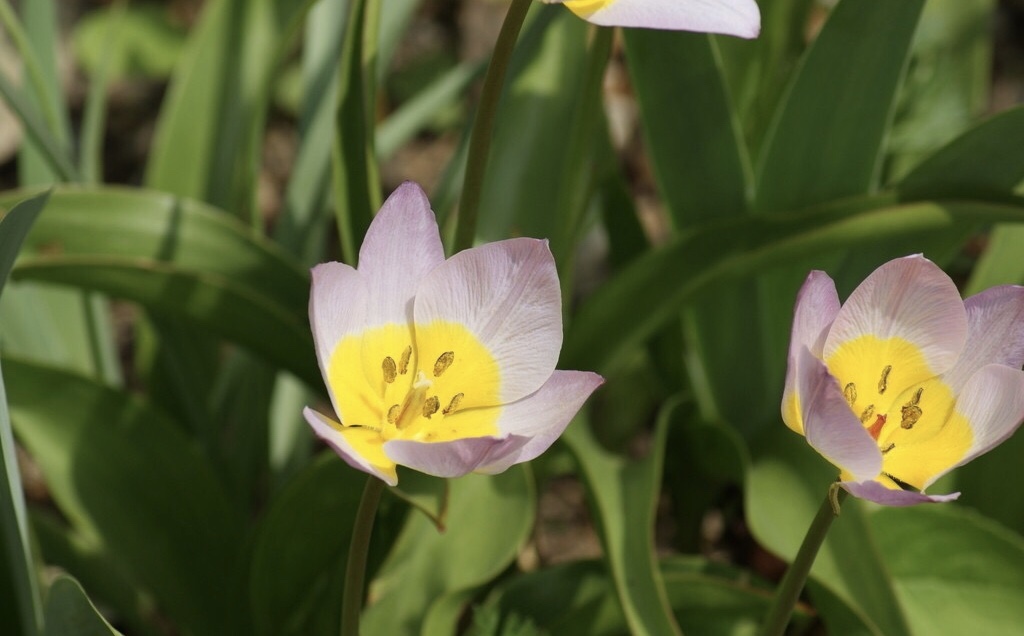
383;435;531;479
309;262;368;418
798;348;883;482
414;238;562;403
476;370;604;474
927;364;1024;488
823;255;967;376
942;286;1024;393
782;271;841;434
303;407;398;486
557;0;760;38
841;480;960;506
357;182;446;326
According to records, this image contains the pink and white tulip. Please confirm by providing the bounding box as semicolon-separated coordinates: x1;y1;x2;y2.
782;255;1024;505
304;182;603;486
544;0;761;38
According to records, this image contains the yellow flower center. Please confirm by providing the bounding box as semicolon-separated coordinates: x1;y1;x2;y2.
327;321;501;447
562;0;614;18
826;335;973;490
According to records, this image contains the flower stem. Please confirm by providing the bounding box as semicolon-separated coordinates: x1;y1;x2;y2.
452;0;533;253
340;476;386;636
758;485;847;636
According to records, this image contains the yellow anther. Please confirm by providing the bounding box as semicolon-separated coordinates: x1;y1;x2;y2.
386;404;400;424
878;365;892;394
843;383;857;406
423;396;440;418
901;404;922;429
398;346;412;375
382;357;397;384
433;351;455;377
443;393;464;415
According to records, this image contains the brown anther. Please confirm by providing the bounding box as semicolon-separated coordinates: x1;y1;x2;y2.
433;351;455;377
859;404;875;423
382;357;397;384
901;404;922;429
398;346;412;375
386;404;401;425
443;393;464;415
843;383;857;406
878;365;892;394
910;387;923;406
423;396;440;418
881;443;895;454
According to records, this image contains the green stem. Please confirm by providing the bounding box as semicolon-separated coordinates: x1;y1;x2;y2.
758;486;847;636
340;476;386;636
452;0;532;253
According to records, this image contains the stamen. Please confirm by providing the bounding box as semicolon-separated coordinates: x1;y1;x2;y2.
398;346;412;375
843;383;857;406
433;351;455;377
881;443;895;454
443;393;464;415
386;404;400;424
423;396;440;418
901;387;924;429
859;404;875;423
882;471;917;492
878;365;892;394
868;414;887;440
909;387;923;405
382;357;397;384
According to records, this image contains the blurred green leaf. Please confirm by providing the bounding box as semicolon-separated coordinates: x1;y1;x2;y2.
0;192;48;636
755;0;924;213
72;4;185;80
390;469;449;530
43;575;124;636
746;428;910;636
5;358;245;635
871;505;1024;635
562;401;682;636
361;466;535;635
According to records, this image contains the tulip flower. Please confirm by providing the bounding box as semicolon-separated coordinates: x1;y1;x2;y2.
782;255;1024;505
304;182;603;486
544;0;761;38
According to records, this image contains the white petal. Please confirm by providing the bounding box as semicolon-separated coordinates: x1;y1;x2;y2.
799;348;883;482
563;0;760;38
303;407;397;486
477;370;604;474
357;182;446;326
414;238;562;403
782;271;840;434
383;435;530;479
308;262;368;419
942;285;1024;393
841;480;959;506
823;255;967;376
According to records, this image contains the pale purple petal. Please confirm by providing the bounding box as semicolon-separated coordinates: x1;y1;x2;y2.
357;182;446;326
782;271;841;433
841;480;960;506
942;286;1024;393
798;348;883;482
476;370;604;474
414;238;562;403
303;407;397;486
383;435;531;479
924;364;1024;489
309;262;368;419
556;0;760;38
823;255;967;376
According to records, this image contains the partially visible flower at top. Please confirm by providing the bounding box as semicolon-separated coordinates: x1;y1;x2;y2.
543;0;761;38
782;255;1024;506
304;182;603;486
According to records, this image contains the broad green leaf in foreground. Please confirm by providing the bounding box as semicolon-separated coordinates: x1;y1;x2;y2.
43;575;124;636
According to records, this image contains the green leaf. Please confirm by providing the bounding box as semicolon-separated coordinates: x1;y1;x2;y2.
0;192;49;636
561;401;682;636
390;469;449;530
871;505;1024;635
746;428;911;636
562;196;1024;376
361;466;535;635
5;358;245;635
755;0;924;212
43;575;123;636
72;4;185;80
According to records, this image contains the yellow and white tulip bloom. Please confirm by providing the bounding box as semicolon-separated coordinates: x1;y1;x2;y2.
304;182;603;486
782;255;1024;505
544;0;761;38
